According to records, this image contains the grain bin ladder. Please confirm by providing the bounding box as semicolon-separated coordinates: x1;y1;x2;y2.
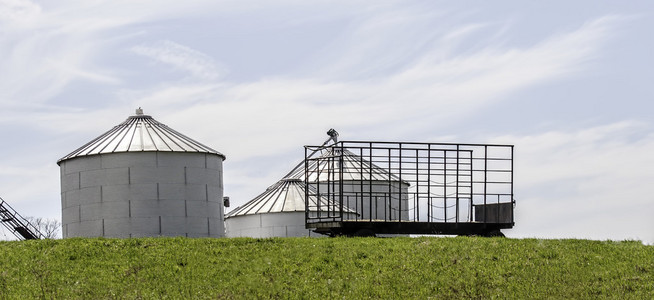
0;196;44;240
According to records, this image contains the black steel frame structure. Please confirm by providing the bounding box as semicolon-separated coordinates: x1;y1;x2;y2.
304;141;514;236
0;196;44;240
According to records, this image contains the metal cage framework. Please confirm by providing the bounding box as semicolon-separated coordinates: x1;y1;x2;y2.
304;141;514;236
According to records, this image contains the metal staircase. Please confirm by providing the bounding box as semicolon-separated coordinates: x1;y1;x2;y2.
0;196;44;240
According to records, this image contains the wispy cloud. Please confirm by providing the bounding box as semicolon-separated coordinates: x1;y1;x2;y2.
0;0;41;25
0;1;124;105
135;14;624;152
131;40;227;81
0;0;264;107
491;121;654;242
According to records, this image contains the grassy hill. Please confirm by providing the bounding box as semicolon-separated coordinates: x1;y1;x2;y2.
0;237;651;299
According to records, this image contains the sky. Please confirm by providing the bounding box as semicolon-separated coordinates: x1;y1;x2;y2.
0;0;652;243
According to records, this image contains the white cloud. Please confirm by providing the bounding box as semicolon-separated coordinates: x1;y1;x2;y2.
65;13;623;169
491;121;654;243
0;1;126;105
131;40;227;81
0;0;41;25
0;0;263;107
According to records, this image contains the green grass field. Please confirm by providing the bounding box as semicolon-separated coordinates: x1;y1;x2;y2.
0;237;651;299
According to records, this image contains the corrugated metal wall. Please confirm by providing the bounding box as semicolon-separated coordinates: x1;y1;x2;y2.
60;152;224;238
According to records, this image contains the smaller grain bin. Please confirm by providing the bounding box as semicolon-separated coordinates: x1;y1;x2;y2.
225;171;358;238
58;109;226;238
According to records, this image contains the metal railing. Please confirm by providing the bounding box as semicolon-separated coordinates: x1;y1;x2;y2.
305;141;514;227
0;196;44;240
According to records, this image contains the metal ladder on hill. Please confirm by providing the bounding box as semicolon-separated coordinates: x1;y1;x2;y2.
0;196;44;240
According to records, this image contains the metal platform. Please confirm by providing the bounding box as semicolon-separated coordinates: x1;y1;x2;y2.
308;221;513;237
303;141;514;237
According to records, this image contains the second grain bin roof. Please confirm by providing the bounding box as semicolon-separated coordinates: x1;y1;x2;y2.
226;178;307;217
57;108;225;163
225;178;358;218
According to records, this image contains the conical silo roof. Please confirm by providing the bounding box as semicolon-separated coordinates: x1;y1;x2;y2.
226;177;358;218
226;178;306;217
58;108;225;164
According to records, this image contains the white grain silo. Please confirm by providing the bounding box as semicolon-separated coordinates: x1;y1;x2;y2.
225;178;318;237
224;164;359;238
58;109;226;238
